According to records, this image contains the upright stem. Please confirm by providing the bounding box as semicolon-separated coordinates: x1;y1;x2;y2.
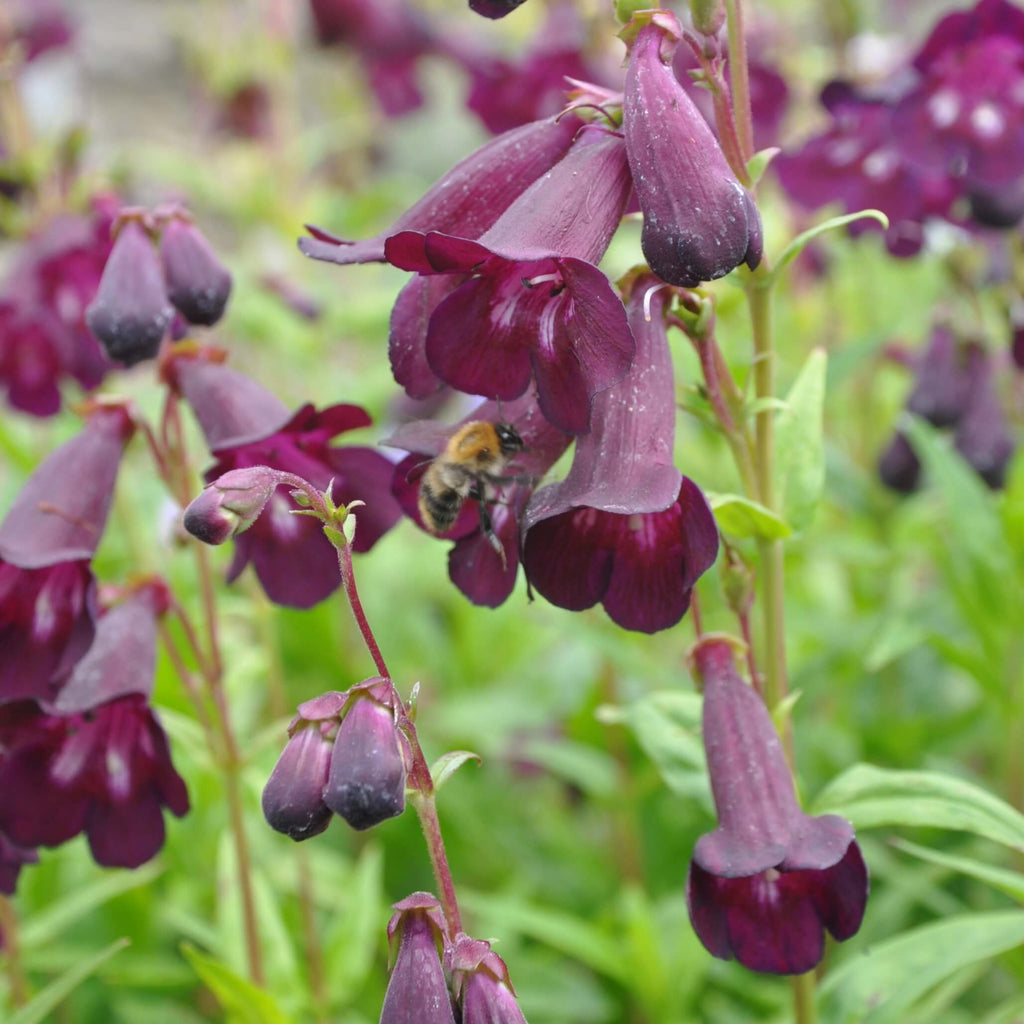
792;973;819;1024
412;795;463;936
335;539;390;679
723;0;754;166
0;896;29;1006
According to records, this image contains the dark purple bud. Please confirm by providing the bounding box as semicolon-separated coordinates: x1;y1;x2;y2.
85;220;173;366
301;116;578;266
183;466;282;545
953;347;1014;489
878;431;921;494
623;14;762;287
905;327;972;428
159;218;233;327
522;277;718;632
382;895;455;1024
468;0;529;19
685;638;868;975
451;936;527;1024
262;719;334;841
325;689;407;831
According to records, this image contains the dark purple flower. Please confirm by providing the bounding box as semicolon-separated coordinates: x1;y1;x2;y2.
262;692;345;841
450;935;527;1024
905;326;973;428
0;832;37;896
165;349;402;609
385;129;635;434
953;346;1015;488
1;0;75;62
0;586;189;869
685;637;868;975
324;680;407;831
0;403;134;704
469;0;529;19
387;392;571;608
301;116;578;268
878;431;921;493
893;0;1024;200
775;83;958;257
0;305;64;416
522;277;718;632
622;12;762;288
463;4;602;135
85;218;174;366
159;216;233;327
381;894;455;1024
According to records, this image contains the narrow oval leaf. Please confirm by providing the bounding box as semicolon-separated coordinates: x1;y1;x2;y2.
430;750;482;792
820;911;1024;1023
775;348;826;532
769;209;890;284
707;493;792;540
892;838;1024;903
181;943;291;1024
811;764;1024;850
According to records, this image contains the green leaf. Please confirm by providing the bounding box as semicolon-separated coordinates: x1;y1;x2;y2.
181;944;291;1024
769;208;890;285
430;750;482;792
707;493;792;540
746;146;780;185
775;348;827;532
892;838;1024;902
9;938;130;1024
820;911;1024;1023
811;764;1024;849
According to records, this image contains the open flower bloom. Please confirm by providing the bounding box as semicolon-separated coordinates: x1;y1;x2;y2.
522;277;718;632
381;894;455;1024
384;128;635;434
685;637;868;975
0;584;190;869
450;935;528;1024
300;116;578;267
387;391;571;607
0;402;133;704
164;348;401;608
622;11;762;288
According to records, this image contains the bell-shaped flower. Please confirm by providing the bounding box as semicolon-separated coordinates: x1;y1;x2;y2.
183;465;282;546
953;346;1015;489
385;129;635;434
878;431;921;494
262;691;346;841
0;584;190;869
905;326;973;428
0;402;134;704
685;637;868;975
301;116;578;267
387;391;571;608
622;12;763;288
324;679;408;831
164;347;402;608
85;218;174;366
159;216;233;327
522;276;718;632
381;894;455;1024
450;935;528;1024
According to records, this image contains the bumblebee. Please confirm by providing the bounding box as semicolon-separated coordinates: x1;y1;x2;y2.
418;420;525;568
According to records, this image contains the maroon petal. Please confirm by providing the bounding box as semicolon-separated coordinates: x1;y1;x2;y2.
0;742;88;847
85;790;167;868
807;841;870;942
447;502;520;608
389;275;460;398
326;447;404;552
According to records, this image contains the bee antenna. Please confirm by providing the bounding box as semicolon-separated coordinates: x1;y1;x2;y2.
495;397;506;423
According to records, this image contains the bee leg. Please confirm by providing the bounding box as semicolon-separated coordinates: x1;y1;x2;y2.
475;496;508;572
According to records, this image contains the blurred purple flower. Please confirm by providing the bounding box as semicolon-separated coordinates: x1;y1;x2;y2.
1;0;75;62
450;935;528;1024
775;82;958;257
0;402;133;704
385;129;635;434
905;326;974;428
0;585;189;869
381;894;455;1024
622;12;762;288
522;276;718;632
878;431;921;494
165;348;401;608
685;637;868;974
953;346;1015;488
388;392;571;608
159;216;233;327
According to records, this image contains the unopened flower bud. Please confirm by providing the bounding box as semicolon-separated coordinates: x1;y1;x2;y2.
182;466;281;545
382;895;454;1024
451;937;528;1024
262;721;334;841
878;431;921;494
85;220;174;366
324;692;407;830
159;218;233;326
689;0;725;36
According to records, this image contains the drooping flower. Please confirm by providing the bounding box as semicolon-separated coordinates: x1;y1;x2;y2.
385;128;635;434
300;115;578;268
387;391;571;608
164;347;402;608
380;894;455;1024
0;584;190;869
522;276;718;632
158;214;233;327
904;326;974;428
0;401;134;704
621;11;763;287
685;637;868;975
450;935;528;1024
953;346;1015;488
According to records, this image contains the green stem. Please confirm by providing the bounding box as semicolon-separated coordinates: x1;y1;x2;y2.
0;895;29;1007
792;973;818;1024
411;794;463;936
723;0;754;167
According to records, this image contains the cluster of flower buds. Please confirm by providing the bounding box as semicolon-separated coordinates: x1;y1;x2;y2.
879;327;1015;491
777;0;1024;250
85;205;232;367
262;678;408;839
379;895;529;1024
0;402;189;882
169;345;401;608
686;637;869;974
